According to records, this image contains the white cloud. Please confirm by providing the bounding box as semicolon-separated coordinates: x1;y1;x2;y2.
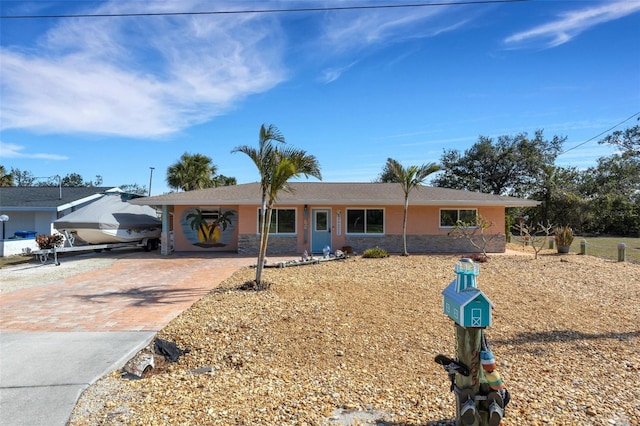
308;3;475;83
320;5;464;53
0;1;287;137
320;61;358;83
0;142;69;160
504;1;640;49
0;1;479;135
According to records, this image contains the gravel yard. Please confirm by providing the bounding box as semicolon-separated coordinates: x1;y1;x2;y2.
69;248;640;425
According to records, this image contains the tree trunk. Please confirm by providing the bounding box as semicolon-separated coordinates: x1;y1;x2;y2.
255;198;268;284
256;205;275;285
402;195;409;256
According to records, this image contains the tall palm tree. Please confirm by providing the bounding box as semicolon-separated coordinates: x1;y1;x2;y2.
232;124;285;283
383;158;440;256
232;124;321;286
166;153;217;191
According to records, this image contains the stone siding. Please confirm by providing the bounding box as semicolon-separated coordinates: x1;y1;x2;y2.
344;234;506;254
238;233;506;255
238;234;298;255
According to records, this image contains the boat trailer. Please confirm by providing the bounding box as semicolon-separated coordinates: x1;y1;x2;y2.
32;232;159;265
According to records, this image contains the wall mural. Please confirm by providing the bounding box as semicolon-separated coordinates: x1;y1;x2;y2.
180;207;236;248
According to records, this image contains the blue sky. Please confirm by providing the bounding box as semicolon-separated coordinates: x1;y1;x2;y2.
1;0;639;195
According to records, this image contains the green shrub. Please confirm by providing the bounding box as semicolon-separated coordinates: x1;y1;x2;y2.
362;246;388;258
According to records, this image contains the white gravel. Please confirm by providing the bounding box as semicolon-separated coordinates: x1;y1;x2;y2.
2;253;118;293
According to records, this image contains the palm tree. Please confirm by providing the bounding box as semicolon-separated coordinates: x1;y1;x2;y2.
0;165;14;187
382;158;440;256
166;153;217;191
232;124;285;284
232;124;321;286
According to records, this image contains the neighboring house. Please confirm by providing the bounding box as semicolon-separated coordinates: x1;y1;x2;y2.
0;186;119;256
129;182;540;256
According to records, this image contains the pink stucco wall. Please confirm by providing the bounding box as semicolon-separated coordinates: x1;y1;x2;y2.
172;205;239;252
171;203;505;253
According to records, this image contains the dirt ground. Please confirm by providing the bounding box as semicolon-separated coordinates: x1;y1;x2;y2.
68;247;640;425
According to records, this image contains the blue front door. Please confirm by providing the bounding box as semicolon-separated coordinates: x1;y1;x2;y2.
311;209;331;254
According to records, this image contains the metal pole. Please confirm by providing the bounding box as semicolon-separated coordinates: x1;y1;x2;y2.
148;167;155;196
0;215;8;240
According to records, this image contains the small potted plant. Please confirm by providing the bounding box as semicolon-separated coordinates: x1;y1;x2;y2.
554;226;574;254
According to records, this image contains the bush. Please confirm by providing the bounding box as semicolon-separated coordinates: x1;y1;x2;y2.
554;226;574;246
362;246;388;258
35;234;64;249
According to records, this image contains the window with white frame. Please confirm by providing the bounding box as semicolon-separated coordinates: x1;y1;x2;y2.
440;208;478;228
346;208;384;234
258;209;296;234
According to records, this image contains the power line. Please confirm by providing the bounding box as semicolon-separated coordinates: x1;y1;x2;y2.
0;0;528;19
560;111;640;155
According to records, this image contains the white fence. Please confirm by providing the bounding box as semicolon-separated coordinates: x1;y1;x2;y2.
0;238;39;257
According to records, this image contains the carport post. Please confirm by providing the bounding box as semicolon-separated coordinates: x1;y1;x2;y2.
161;205;171;256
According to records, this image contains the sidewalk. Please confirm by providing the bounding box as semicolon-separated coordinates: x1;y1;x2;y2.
0;251;281;426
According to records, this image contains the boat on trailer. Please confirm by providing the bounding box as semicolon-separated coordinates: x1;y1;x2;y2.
53;193;161;245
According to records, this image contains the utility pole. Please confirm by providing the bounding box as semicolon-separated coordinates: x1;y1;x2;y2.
148;167;155;196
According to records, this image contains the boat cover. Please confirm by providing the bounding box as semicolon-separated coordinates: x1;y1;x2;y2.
54;194;161;230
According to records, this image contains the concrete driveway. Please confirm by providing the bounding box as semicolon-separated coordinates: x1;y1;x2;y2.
0;250;276;426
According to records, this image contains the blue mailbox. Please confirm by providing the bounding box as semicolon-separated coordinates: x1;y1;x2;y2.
442;258;493;328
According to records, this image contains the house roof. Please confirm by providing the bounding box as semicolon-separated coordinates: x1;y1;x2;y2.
0;187;120;212
129;182;541;208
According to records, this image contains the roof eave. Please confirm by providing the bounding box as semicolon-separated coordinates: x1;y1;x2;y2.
131;198;542;207
0;207;58;212
56;193;105;211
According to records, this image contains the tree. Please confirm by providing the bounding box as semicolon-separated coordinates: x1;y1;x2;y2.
232;124;322;287
211;174;237;187
10;168;36;186
433;130;565;197
599;123;640;157
512;221;555;260
61;173;86;187
571;124;640;236
528;165;590;232
119;183;148;196
584;154;639;235
0;165;13;187
166;153;218;191
448;214;504;260
377;158;440;256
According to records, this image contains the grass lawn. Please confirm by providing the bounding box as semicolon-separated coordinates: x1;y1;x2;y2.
574;236;640;263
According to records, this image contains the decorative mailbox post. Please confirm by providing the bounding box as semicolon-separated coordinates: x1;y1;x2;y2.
436;258;509;426
442;259;492;328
